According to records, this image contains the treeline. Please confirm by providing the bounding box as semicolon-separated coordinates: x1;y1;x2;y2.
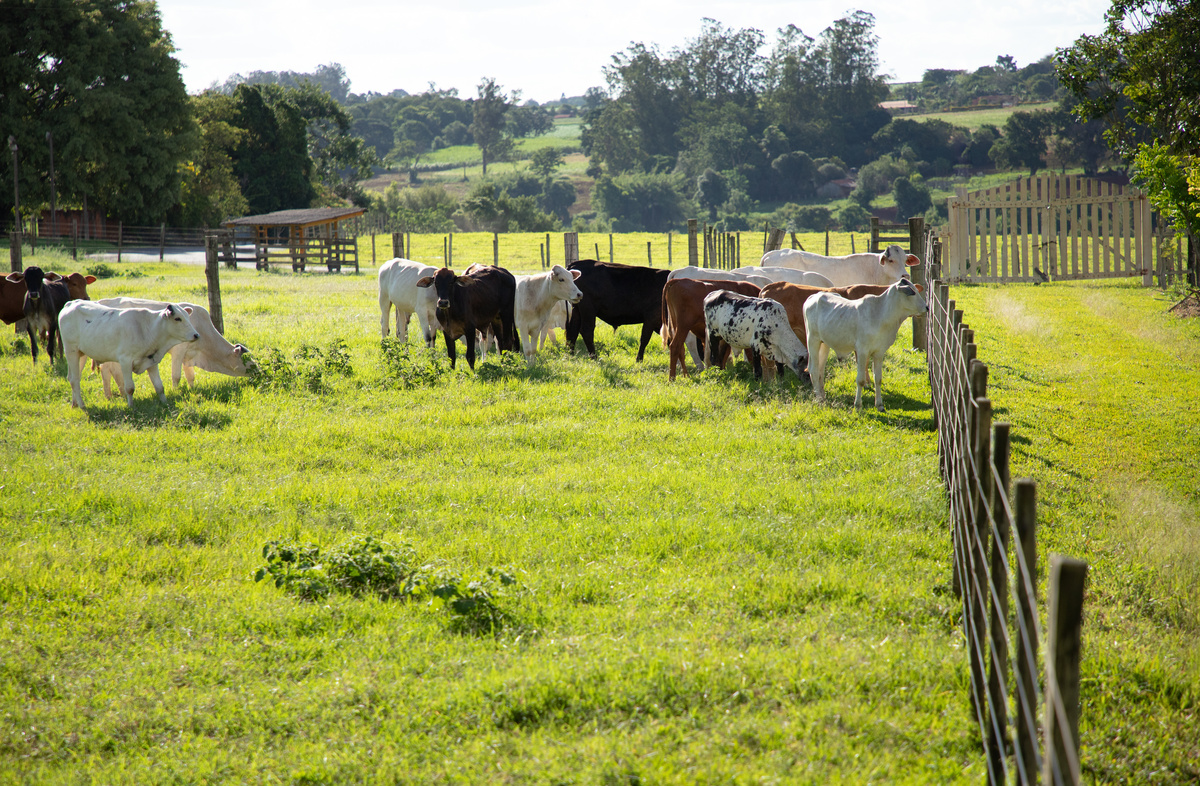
0;3;1130;237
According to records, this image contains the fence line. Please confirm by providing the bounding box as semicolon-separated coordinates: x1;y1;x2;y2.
925;230;1087;785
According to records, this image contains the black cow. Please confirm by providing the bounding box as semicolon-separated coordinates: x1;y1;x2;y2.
416;264;516;370
565;259;670;361
5;266;73;363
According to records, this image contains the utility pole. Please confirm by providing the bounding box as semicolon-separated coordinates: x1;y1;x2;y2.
8;136;19;230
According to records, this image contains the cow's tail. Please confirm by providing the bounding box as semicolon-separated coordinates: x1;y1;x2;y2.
660;288;671;348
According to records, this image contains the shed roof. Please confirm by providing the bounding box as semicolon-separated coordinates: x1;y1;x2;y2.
222;207;365;229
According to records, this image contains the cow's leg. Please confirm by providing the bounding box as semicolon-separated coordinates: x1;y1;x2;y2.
809;340;829;402
464;326;477;370
396;309;412;344
523;325;537;367
379;295;391;339
119;360;136;406
443;330;457;369
580;316;597;357
148;363;168;404
26;323;38;364
100;362;116;399
854;351;868;409
685;333;704;369
635;322;656;362
751;349;764;379
872;355;885;412
65;348;85;408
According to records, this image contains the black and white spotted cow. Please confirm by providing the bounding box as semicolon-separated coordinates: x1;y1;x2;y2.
701;290;807;381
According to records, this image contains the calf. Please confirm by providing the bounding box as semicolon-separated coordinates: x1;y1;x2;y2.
761;244;919;287
58;301;201;408
96;298;254;395
5;266;73;362
416;264;516;370
661;278;761;380
665;267;773;367
2;271;96;327
514;265;583;367
378;257;440;346
803;278;928;411
702;290;806;381
566;259;670;361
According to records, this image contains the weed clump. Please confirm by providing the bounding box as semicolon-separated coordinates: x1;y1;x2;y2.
250;338;353;393
379;337;449;389
254;534;529;636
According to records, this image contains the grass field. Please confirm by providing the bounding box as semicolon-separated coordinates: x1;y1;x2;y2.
0;250;1197;783
906;102;1058;131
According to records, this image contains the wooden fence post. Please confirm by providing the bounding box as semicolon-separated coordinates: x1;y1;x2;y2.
117;221;123;263
564;232;579;266
493;232;499;265
910;216;928;351
1014;479;1040;786
986;419;1011;785
688;220;698;267
204;235;224;335
9;231;21;273
668;232;673;267
159;223;166;262
545;233;551;268
647;240;652;267
609;233;614;264
1044;555;1087;786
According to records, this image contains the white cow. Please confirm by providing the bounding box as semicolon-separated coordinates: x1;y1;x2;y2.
96;298;254;394
803;278;928;411
58;301;201;408
733;266;835;288
378;258;440;346
514;265;583;367
702;290;807;381
761;244;919;287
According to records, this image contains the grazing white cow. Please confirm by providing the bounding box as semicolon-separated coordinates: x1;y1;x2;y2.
702;290;807;381
760;244;919;287
96;298;254;394
514;265;583;367
733;266;835;288
58;301;201;408
803;278;928;411
378;258;440;346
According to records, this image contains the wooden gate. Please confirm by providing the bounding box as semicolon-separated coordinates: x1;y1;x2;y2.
943;175;1173;285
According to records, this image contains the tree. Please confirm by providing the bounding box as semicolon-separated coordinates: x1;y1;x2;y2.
893;175;932;220
528;148;565;179
176;93;249;227
771;151;817;200
471;78;514;177
1057;0;1200;159
592;172;690;231
229;84;316;214
695;168;729;220
989;111;1053;175
0;0;196;224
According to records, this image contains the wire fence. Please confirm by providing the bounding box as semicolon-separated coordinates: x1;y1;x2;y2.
925;228;1087;786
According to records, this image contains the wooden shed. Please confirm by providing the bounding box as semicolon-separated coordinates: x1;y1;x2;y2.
220;206;365;272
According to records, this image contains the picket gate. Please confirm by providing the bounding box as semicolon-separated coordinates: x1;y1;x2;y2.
943;175;1176;285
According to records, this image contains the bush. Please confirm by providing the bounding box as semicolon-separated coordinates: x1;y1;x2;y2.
253;535;530;636
249;339;353;393
837;203;872;232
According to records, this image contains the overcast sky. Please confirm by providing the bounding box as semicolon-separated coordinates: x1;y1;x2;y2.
156;0;1113;103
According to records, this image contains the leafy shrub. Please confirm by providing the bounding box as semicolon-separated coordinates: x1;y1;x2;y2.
379;338;449;389
249;339;353;393
86;263;120;279
253;535;529;636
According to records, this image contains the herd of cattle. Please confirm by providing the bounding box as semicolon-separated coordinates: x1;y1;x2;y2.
3;243;928;412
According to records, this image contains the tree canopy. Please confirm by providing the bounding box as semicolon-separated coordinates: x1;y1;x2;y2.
0;0;195;224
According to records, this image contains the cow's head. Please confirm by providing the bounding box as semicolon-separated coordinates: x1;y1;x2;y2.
550;264;584;305
7;266;48;300
45;272;97;301
163;304;201;343
416;268;464;313
880;244;920;269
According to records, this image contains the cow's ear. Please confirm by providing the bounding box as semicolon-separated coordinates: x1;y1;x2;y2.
905;254;920;267
416;276;434;288
44;272;62;281
570;269;582;280
85;275;97;284
183;306;193;314
5;272;23;283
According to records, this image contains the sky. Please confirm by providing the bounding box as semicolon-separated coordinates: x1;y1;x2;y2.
156;0;1114;103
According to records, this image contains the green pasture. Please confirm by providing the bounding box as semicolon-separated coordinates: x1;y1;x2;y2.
354;230;870;270
908;102;1057;131
0;250;1196;783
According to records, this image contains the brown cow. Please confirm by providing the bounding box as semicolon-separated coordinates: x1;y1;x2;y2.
661;277;762;380
2;271;95;325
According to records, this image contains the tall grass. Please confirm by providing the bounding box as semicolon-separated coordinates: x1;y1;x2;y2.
0;251;1196;783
